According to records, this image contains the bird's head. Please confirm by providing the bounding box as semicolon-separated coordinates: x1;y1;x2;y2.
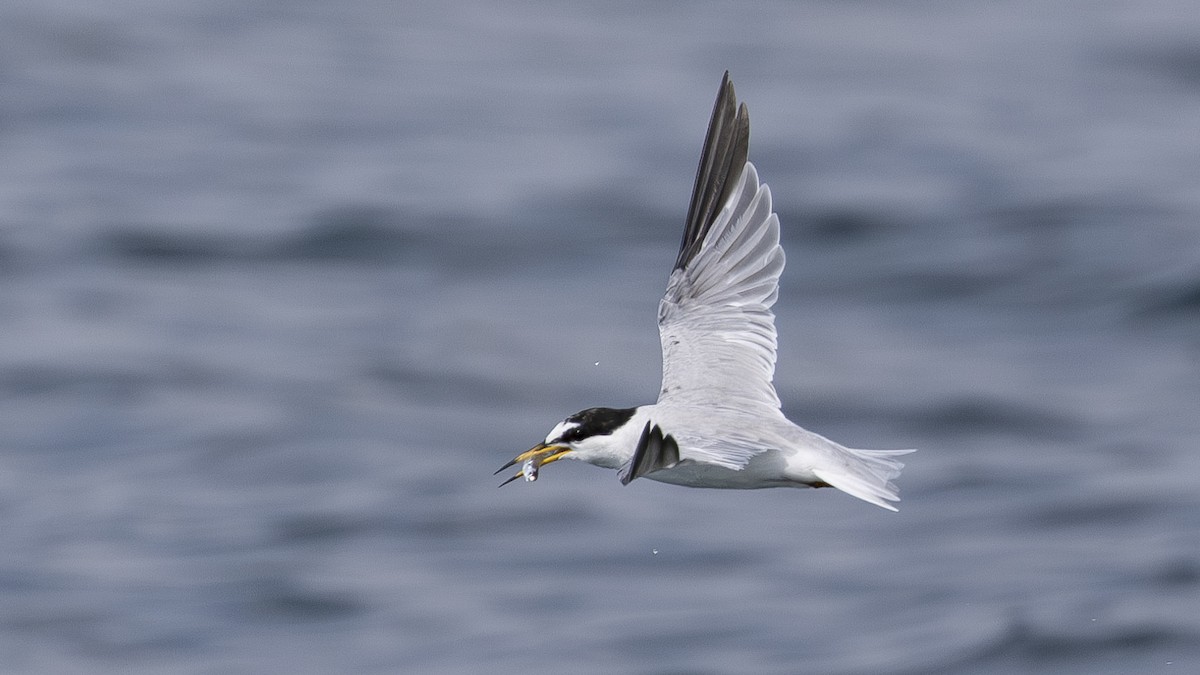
496;406;637;485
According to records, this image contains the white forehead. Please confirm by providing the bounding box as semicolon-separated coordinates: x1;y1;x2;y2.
545;420;579;444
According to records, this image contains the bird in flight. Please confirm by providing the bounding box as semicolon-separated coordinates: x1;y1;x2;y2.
497;72;913;510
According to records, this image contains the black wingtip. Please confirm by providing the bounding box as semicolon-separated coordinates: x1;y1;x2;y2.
674;72;751;272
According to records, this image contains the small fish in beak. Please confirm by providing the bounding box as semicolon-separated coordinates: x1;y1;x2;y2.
495;443;570;487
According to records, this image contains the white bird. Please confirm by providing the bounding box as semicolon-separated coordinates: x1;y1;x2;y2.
497;72;913;511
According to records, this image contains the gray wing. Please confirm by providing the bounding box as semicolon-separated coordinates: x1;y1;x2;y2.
658;74;785;415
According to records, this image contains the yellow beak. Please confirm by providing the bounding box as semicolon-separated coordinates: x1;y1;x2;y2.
495;442;571;486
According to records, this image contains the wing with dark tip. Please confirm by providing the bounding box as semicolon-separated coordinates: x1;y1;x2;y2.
675;71;750;272
618;421;680;485
658;74;785;413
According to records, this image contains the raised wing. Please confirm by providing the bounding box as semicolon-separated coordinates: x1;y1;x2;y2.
658;74;785;413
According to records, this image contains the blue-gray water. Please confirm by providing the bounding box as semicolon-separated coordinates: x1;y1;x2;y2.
3;2;1199;673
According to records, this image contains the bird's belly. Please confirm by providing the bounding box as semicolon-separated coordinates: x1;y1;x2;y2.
644;455;811;490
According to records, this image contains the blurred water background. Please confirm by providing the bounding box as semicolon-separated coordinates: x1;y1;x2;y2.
2;1;1200;673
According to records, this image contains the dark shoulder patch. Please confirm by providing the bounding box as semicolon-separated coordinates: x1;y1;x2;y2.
619;421;680;485
560;407;637;442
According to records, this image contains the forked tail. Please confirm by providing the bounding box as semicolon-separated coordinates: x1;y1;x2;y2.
813;445;915;512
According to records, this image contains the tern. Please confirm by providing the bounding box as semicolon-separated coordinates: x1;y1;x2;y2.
497;72;913;510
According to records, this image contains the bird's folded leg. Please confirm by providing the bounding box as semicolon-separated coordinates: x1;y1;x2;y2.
619;421;680;485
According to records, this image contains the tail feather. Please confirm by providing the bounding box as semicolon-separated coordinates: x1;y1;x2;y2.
812;447;914;512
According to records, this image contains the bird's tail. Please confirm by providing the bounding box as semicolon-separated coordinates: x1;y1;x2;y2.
812;444;914;512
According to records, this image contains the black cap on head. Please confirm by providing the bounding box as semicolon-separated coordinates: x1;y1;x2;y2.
553;407;637;444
